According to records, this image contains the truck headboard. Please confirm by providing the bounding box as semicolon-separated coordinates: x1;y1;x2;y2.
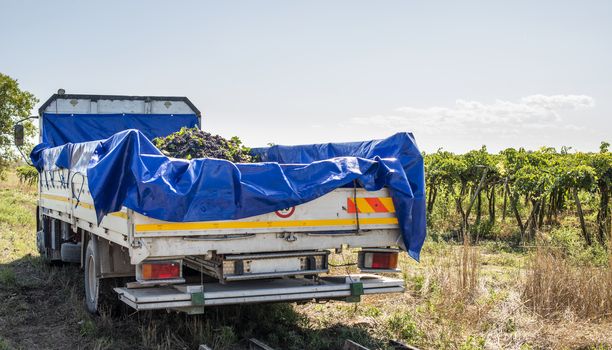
38;93;201;147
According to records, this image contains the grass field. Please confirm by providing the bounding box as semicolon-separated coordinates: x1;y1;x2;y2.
0;172;611;350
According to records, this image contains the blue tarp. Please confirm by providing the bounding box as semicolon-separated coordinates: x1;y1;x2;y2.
41;113;199;147
251;133;426;260
31;130;426;261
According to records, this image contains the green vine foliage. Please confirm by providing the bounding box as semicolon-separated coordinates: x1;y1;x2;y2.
425;143;612;245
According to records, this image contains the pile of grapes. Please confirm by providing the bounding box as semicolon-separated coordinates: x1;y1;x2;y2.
153;127;256;163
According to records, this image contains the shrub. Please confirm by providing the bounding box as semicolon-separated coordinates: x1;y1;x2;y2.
386;312;423;343
460;335;486;350
547;227;609;267
15;165;38;186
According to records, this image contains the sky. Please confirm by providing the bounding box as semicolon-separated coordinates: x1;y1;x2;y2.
1;0;610;153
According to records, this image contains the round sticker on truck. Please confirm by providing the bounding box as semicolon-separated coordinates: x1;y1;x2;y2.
275;207;295;218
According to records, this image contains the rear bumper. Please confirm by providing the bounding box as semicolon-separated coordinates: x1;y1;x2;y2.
114;274;404;313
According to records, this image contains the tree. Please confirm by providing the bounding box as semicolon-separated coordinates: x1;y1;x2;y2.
424;149;465;216
0;73;38;178
591;150;612;245
449;146;495;243
560;160;596;245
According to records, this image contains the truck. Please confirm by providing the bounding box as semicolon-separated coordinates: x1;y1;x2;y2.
19;91;425;315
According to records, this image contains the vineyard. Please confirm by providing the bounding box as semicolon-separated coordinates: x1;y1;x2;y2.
424;142;612;250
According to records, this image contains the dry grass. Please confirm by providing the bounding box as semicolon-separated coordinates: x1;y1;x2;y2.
523;247;612;320
460;244;481;298
393;240;612;350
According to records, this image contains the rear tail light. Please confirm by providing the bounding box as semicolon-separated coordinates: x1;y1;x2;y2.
358;249;400;272
138;261;182;281
364;252;398;269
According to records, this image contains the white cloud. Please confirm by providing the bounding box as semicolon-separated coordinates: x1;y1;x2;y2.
520;94;595;110
349;95;594;135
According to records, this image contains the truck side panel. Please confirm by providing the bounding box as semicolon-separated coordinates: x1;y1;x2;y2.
39;169;402;264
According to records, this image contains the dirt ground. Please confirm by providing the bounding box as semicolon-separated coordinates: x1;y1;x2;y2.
0;257;96;349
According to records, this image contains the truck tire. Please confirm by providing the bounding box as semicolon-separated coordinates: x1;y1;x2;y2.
84;239;101;314
84;238;122;315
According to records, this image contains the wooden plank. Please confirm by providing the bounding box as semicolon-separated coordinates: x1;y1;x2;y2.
389;339;421;350
248;338;275;350
343;339;370;350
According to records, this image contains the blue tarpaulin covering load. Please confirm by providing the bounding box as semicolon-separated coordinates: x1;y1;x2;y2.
251;133;426;260
41;113;199;147
31;130;426;261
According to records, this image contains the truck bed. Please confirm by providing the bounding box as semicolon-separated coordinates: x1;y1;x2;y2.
39;168;402;264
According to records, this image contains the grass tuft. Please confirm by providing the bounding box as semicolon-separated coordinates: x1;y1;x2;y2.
0;268;16;287
0;337;10;350
523;247;612;320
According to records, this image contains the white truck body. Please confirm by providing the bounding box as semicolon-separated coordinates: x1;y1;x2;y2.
35;93;405;313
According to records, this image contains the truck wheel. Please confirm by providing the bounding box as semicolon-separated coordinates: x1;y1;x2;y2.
84;239;122;315
84;239;101;314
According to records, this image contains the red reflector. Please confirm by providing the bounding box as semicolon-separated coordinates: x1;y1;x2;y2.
364;252;398;269
142;262;180;280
